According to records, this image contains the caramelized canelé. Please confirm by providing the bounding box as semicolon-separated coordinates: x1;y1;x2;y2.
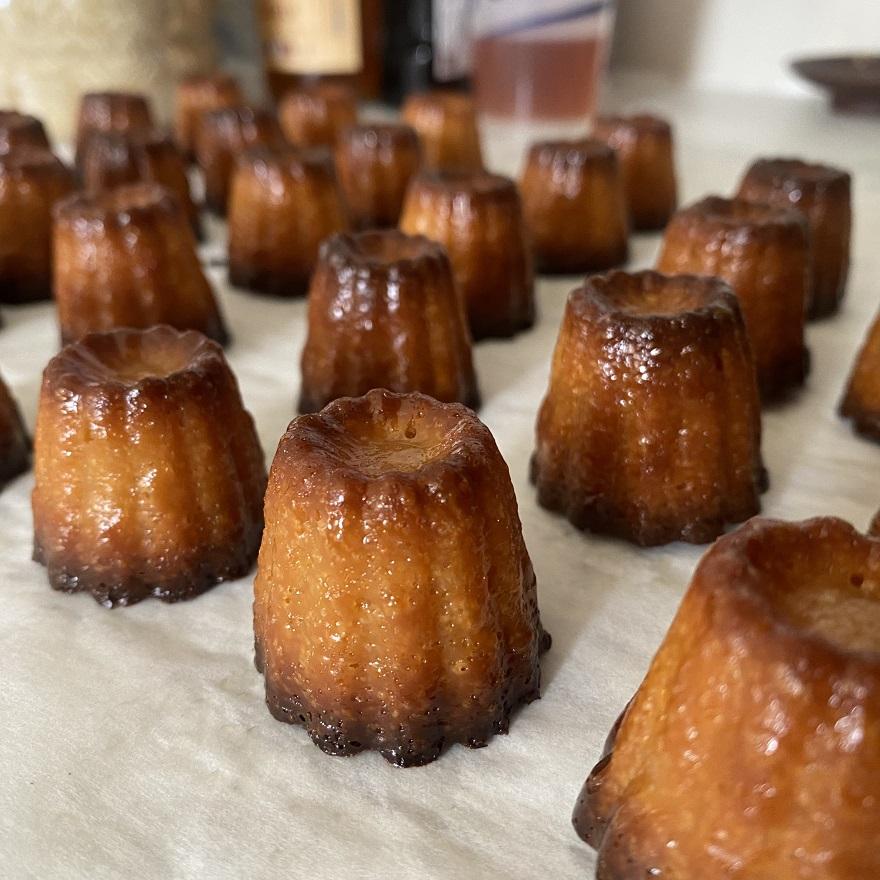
520;138;629;274
254;389;549;766
74;91;153;169
658;195;809;401
0;148;74;303
532;271;766;546
299;230;479;412
400;171;534;340
737;157;852;319
335;122;421;229
0;109;51;155
174;72;243;160
0;370;30;488
840;306;880;441
228;144;347;297
401;90;483;173
575;517;880;880
32;326;266;607
53;183;227;344
278;83;357;148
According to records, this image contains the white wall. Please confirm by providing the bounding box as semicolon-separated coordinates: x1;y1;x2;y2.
611;0;880;96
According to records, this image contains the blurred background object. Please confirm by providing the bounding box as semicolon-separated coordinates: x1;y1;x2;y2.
792;55;880;115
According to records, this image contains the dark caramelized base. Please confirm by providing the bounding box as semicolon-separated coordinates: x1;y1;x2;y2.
530;455;768;547
533;244;629;277
0;434;30;487
0;276;53;305
471;310;536;343
761;346;811;402
256;629;551;767
33;528;261;608
229;262;311;298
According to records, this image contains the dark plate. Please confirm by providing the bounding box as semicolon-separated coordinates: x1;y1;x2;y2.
792;55;880;114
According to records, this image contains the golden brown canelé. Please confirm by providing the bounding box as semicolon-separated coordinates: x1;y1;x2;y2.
520;138;629;274
253;388;549;766
401;90;483;173
228;144;348;297
575;516;880;879
278;83;357;149
74;91;153;169
839;307;880;441
335;122;421;229
657;195;810;401
0;371;30;488
32;325;266;608
174;72;243;160
53;183;228;345
399;171;534;340
532;271;765;546
0;110;51;155
299;231;479;412
0;148;75;304
737;158;852;320
195;105;284;215
592;114;677;231
78;130;200;236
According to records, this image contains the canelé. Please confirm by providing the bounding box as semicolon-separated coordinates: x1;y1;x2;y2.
195;105;284;215
0;148;74;304
532;271;765;546
399;171;534;340
0;371;30;488
278;83;357;148
32;326;266;607
657;195;809;401
520;138;629;274
335;122;421;229
174;72;243;160
228;145;347;297
53;183;227;344
592;114;677;231
0;110;50;155
737;157;852;319
74;91;153;169
299;230;479;412
78;130;200;236
840;307;880;440
574;516;880;879
401;90;483;173
254;389;549;766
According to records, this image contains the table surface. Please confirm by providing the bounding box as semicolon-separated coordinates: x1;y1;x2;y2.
2;75;879;879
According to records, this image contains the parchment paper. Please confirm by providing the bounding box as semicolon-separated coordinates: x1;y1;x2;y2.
1;79;878;878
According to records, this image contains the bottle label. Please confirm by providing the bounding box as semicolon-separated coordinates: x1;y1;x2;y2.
260;0;363;75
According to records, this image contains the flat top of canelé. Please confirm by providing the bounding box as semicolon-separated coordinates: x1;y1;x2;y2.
54;182;179;225
200;105;280;137
323;230;445;271
742;156;851;188
409;169;517;199
284;389;492;482
0;147;67;175
527;137;615;166
339;122;419;149
682;194;807;231
594;113;671;134
705;517;880;659
578;270;735;320
240;143;335;179
281;82;356;107
403;90;476;116
49;325;223;391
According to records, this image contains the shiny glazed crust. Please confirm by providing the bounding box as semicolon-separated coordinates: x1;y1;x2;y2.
657;195;810;401
195;106;284;215
840;307;880;440
0;372;30;487
278;83;357;148
737;157;852;320
399;171;534;340
335;123;421;229
53;183;228;344
532;271;766;546
520;139;629;273
254;389;549;766
0;149;75;304
0;110;51;155
575;517;880;879
299;231;479;411
32;326;267;607
75;91;153;168
174;73;243;159
401;90;483;172
593;114;677;231
228;145;348;297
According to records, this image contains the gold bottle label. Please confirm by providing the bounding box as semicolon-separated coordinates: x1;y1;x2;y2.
260;0;363;75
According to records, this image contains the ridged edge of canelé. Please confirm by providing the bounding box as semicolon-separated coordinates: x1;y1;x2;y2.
594;113;673;138
0;386;31;487
337;121;420;151
33;325;263;606
572;516;880;875
406;168;521;207
54;181;180;229
671;194;809;240
255;388;548;765
739;156;852;196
